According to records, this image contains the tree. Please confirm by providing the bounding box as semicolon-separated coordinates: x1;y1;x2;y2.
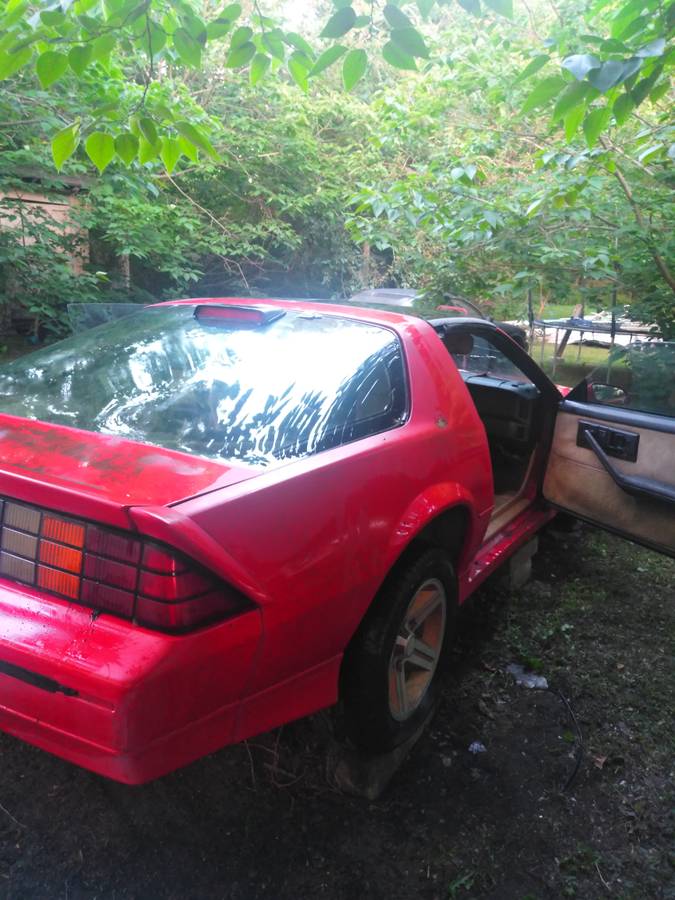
0;1;671;172
0;0;525;172
0;0;672;333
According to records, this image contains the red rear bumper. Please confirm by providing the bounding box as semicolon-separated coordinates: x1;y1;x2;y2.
0;580;262;783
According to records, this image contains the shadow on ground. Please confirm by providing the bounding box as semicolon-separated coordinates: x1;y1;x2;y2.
1;527;673;900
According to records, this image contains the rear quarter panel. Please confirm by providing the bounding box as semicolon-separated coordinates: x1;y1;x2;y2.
176;319;493;695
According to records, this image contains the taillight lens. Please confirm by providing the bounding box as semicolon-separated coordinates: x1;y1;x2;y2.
0;498;250;632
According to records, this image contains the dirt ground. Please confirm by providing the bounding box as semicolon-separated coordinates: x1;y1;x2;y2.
0;525;673;900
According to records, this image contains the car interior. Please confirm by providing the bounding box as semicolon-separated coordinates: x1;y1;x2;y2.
440;330;544;532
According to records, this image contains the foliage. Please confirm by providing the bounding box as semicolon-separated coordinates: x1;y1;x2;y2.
520;0;673;151
342;2;674;333
0;169;102;334
0;0;670;175
0;0;672;335
0;72;379;329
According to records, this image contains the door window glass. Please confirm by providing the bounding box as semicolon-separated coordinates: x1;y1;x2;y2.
586;341;675;417
445;333;533;383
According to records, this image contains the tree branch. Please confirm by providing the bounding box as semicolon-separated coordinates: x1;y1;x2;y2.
599;139;675;294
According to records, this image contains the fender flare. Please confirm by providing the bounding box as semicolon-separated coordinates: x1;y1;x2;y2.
383;480;487;585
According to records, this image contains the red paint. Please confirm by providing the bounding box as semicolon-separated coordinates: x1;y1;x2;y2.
0;297;563;783
0;413;260;528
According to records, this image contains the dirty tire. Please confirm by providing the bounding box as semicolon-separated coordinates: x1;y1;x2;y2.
341;548;457;755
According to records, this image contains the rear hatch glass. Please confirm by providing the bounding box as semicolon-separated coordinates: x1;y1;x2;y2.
0;305;406;467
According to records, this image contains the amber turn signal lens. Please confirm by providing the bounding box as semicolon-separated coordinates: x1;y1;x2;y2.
39;540;83;574
42;516;85;548
37;566;79;600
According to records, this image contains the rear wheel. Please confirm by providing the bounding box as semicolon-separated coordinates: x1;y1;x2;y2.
342;548;457;754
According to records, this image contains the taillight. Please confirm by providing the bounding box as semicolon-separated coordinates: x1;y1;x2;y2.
0;498;250;633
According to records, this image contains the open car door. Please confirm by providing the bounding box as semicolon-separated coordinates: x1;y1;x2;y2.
543;341;675;558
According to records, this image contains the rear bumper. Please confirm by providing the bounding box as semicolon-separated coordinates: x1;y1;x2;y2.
0;580;262;784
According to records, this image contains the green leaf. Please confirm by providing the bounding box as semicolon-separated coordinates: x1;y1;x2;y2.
483;0;512;18
153;103;173;123
221;2;242;21
51;123;80;171
383;4;413;29
225;41;255;68
262;30;285;61
631;67;662;106
139;116;159;146
390;27;429;59
457;0;481;15
514;55;549;84
610;0;647;39
183;14;207;44
175;120;220;161
588;58;641;93
552;81;589;121
562;53;600;80
178;134;199;162
173;27;201;67
36;50;69;87
160;137;182;174
206;18;233;40
614;12;647;41
382;40;417;70
525;196;545;217
564;104;585;140
582;106;611;148
40;7;66;26
321;7;356;39
417;0;435;17
599;38;628;53
285;32;314;58
522;75;567;113
147;21;167;55
635;37;665;58
90;33;116;62
138;135;159;164
68;44;93;75
309;44;347;76
85;131;115;173
250;52;270;85
612;91;634;125
637;142;662;162
230;25;253;50
114;131;139;166
342;47;367;91
288;51;311;91
0;46;31;81
649;79;669;103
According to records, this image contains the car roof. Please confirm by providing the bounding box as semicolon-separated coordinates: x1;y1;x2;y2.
153;295;490;331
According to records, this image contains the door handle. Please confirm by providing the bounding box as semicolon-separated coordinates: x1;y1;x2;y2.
581;426;675;506
577;421;639;462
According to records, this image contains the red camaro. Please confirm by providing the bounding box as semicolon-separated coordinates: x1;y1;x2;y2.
0;297;672;783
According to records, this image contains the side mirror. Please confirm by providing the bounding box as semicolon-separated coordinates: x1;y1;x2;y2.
444;333;474;355
588;382;627;405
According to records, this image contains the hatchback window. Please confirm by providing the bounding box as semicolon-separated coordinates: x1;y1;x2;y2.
0;305;407;466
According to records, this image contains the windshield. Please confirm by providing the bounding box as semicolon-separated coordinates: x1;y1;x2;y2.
0;305;407;467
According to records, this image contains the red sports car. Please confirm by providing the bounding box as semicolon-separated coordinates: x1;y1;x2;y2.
0;297;672;783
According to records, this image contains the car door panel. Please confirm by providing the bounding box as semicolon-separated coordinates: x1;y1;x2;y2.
543;401;675;557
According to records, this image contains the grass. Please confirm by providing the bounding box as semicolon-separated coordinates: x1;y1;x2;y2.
529;337;627;387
